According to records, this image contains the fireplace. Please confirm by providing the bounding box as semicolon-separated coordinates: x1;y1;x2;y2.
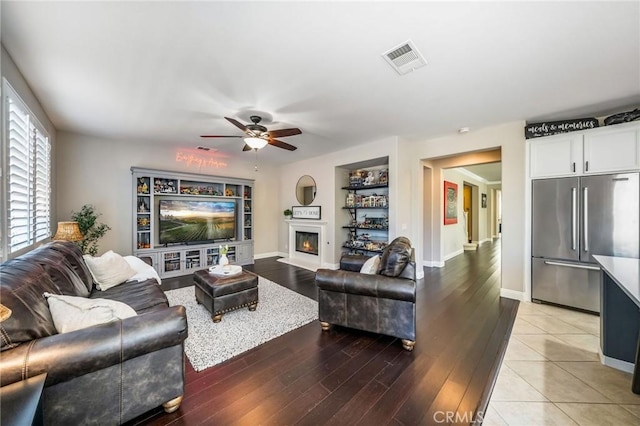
280;219;327;271
295;231;319;256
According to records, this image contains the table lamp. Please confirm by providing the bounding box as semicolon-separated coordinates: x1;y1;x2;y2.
53;221;83;242
0;304;11;322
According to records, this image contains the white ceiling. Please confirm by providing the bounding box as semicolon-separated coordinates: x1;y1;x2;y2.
2;1;639;165
459;163;502;183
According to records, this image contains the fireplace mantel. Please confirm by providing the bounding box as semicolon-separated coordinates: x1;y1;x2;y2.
284;219;328;225
278;219;328;271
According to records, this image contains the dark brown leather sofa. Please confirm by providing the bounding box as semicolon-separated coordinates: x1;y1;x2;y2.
315;237;417;350
0;241;188;425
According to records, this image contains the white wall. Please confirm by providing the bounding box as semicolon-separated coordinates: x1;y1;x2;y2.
441;168;489;259
56;131;280;256
487;183;502;238
1;46;55;138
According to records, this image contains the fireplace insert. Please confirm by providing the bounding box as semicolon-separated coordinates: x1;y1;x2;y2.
295;231;319;256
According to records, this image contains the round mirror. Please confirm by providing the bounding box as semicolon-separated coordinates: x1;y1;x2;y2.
296;175;317;206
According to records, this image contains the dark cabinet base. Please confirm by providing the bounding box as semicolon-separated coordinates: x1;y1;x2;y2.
600;271;640;394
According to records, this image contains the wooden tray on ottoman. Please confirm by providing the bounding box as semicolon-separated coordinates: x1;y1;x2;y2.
193;269;259;322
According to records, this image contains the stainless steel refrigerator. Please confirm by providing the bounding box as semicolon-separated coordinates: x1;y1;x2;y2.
532;172;639;313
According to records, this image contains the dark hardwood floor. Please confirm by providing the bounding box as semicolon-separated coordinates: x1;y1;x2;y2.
133;239;518;425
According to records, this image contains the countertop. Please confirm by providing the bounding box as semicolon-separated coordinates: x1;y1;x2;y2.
593;255;640;308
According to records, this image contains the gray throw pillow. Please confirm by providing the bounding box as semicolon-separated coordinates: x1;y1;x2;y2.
378;237;412;277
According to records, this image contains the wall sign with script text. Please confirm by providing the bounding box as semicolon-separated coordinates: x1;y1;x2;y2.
292;206;321;220
524;118;599;139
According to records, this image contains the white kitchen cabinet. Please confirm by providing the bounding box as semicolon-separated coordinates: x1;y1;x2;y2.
583;126;640;174
529;133;583;178
529;122;640;179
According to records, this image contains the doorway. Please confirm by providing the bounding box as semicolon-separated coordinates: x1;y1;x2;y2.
421;149;502;266
463;184;473;243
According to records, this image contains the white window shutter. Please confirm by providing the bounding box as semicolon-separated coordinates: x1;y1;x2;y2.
7;97;32;252
4;82;52;255
33;126;51;242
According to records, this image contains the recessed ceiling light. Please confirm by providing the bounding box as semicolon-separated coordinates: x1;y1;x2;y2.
458;127;470;134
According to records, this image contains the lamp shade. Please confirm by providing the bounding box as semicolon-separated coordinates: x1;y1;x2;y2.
53;221;84;242
245;137;268;150
0;304;12;322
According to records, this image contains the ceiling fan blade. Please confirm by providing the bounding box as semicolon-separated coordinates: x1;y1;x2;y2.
200;135;244;138
268;138;297;151
242;144;252;152
225;117;248;132
267;128;302;138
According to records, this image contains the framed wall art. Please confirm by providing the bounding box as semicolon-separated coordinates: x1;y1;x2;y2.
444;181;458;225
481;193;487;208
292;205;321;220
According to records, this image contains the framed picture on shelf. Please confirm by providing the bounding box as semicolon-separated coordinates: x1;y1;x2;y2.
444;181;458;225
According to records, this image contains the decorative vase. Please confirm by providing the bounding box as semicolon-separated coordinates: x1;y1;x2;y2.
219;254;229;267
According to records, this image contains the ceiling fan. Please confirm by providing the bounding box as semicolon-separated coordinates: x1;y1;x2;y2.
201;116;301;151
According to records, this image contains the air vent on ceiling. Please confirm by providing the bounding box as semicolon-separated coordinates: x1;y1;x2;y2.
382;40;427;75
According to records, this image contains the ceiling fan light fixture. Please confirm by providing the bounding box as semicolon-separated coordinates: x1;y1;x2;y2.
245;137;268;149
201;115;300;151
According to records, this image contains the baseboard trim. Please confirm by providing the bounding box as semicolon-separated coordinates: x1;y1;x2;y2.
423;260;445;268
276;257;318;271
444;249;464;261
326;262;340;270
253;251;284;260
500;288;525;301
599;351;635;374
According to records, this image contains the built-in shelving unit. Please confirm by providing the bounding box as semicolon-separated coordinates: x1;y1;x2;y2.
131;167;254;278
341;165;389;255
243;186;253;241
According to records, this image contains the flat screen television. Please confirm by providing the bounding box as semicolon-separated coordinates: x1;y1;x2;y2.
159;199;236;245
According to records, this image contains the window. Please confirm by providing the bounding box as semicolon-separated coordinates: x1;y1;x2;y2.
3;80;51;257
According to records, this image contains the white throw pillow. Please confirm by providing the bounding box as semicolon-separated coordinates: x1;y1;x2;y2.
83;251;137;291
44;292;137;334
360;255;381;275
123;256;162;285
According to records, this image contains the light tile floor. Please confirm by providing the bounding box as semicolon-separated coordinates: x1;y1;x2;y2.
484;301;640;425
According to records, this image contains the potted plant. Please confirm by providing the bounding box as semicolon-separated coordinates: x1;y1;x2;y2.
283;208;293;219
71;204;111;256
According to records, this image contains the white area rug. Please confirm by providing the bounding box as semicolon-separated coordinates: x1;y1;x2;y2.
164;276;318;372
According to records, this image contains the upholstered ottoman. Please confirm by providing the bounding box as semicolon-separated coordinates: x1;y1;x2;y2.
193;269;259;322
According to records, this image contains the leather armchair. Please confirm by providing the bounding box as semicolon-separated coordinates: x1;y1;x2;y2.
315;237;417;351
